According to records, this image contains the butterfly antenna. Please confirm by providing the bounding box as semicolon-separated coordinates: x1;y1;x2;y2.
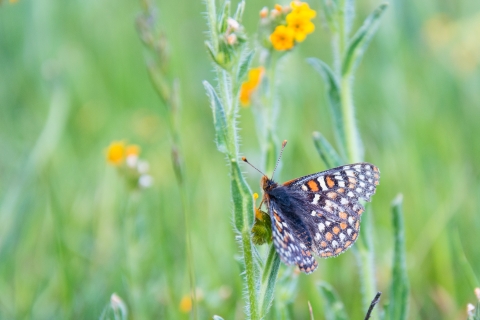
271;140;287;180
242;157;267;178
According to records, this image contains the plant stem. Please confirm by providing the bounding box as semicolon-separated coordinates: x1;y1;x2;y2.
336;0;377;316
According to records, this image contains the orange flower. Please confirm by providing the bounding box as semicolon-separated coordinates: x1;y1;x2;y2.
125;144;141;157
286;12;315;42
270;25;295;51
179;295;192;313
106;141;125;165
290;1;316;19
239;67;264;106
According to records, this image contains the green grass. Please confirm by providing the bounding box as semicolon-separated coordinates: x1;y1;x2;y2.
1;0;480;319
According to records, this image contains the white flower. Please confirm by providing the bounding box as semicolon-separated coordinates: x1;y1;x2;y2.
139;174;153;188
126;154;138;168
227;17;240;31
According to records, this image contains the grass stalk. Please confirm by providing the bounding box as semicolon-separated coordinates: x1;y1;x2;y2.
136;2;197;317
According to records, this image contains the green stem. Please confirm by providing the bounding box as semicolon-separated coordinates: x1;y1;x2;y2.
340;76;360;163
336;0;377;316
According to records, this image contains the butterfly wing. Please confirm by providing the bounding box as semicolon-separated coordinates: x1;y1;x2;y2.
269;201;318;273
283;163;380;258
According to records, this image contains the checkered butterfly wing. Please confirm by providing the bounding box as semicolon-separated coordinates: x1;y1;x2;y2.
269;202;319;273
264;162;380;274
281;163;380;261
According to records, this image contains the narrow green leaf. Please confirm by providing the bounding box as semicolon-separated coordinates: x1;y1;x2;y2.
386;194;409;320
259;245;280;316
203;81;229;154
341;3;388;76
234;0;245;23
230;161;254;231
218;1;231;34
318;282;349;320
307;58;347;160
237;50;254;84
312;131;344;168
318;0;338;32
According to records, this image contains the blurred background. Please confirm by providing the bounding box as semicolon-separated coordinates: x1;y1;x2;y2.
1;0;479;319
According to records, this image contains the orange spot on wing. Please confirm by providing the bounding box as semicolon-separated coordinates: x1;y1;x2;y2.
321;241;327;248
357;209;364;216
326;176;335;188
337;188;345;193
344;240;352;248
348;177;357;183
340;222;348;229
333;226;340;234
335;248;343;254
352;233;358;240
355;221;360;230
348;183;355;189
325;232;333;241
327;192;337;199
307;180;319;191
339;212;348;220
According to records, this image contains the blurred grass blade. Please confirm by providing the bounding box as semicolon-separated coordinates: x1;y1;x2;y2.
237;50;254;84
341;3;388;76
259;245;281;316
307;58;347;159
312;131;344;168
318;282;349;320
203;81;229;154
308;301;315;320
386;194;409;320
451;230;480;289
213;316;225;320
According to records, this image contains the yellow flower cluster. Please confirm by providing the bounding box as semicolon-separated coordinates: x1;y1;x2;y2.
269;1;316;51
106;141;141;165
105;141;153;189
239;66;264;106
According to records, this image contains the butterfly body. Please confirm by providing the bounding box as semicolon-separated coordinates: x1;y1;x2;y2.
261;162;380;274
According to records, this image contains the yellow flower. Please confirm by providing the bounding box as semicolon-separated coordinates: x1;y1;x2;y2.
270;25;295;51
286;12;315;42
253;192;259;200
290;1;316;19
179;295;192;313
106;141;125;165
239;67;264;106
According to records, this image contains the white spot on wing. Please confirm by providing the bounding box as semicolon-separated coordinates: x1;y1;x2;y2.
312;194;320;205
338;181;345;187
311;210;316;216
318;177;327;190
332;240;338;248
339;233;346;241
318;223;325;232
346;170;355;177
348;191;355;197
302;185;308;191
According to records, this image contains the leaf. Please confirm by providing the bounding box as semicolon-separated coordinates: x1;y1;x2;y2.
203;81;229;154
341;3;388;76
234;0;245;23
312;131;344;168
318;282;349;320
237;50;254;84
259;245;280;317
385;194;409;320
307;58;347;160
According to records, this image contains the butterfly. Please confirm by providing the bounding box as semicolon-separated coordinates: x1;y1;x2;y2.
243;140;380;274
